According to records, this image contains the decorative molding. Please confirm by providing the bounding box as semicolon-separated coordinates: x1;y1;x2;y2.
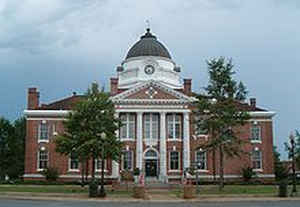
111;80;196;104
249;111;276;118
24;110;70;117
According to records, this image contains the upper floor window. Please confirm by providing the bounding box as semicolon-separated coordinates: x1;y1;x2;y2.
39;122;49;141
167;114;182;139
69;152;79;171
195;150;207;170
122;150;133;170
193;115;208;136
252;150;262;170
170;151;180;170
251;124;261;142
120;113;136;140
38;150;48;170
144;113;159;139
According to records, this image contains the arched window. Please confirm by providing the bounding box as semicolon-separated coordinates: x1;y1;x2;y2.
145;150;157;158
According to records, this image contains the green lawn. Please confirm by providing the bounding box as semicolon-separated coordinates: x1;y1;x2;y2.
0;185;88;194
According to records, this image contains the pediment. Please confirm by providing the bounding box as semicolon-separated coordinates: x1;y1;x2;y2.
111;80;197;104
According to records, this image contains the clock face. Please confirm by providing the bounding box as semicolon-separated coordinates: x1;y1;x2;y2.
144;65;155;75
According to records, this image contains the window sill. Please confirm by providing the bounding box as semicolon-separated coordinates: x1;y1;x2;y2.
167;139;182;142
68;169;80;172
38;140;49;143
168;170;181;172
251;140;262;144
120;139;135;141
95;170;108;172
37;169;45;172
253;169;263;172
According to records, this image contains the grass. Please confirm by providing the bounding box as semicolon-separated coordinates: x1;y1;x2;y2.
0;185;88;194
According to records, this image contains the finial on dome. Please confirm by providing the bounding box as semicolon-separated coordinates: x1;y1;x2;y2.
146;19;150;32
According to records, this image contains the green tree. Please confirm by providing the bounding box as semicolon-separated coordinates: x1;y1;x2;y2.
195;57;250;190
0;117;25;180
273;146;289;181
55;82;122;197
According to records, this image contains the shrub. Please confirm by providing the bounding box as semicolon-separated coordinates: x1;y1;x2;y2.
241;167;256;182
40;167;59;182
89;180;98;198
133;168;140;176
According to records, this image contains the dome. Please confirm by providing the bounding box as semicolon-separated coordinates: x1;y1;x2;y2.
125;28;172;60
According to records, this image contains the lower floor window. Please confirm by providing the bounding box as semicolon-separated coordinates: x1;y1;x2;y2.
122;150;133;170
95;159;106;171
170;151;180;170
69;152;79;170
195;150;206;170
38;150;48;169
252;150;262;170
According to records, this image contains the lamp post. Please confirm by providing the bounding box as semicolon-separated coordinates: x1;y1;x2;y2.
290;132;297;195
196;161;202;194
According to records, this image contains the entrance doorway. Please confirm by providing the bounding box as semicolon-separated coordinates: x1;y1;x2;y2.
144;149;158;177
145;160;157;177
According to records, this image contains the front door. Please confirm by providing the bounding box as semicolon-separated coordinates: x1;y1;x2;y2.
145;159;157;177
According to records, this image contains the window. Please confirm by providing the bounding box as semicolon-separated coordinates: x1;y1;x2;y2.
167;114;182;139
122;150;133;170
194;116;208;136
252;150;262;170
120;113;136;140
39;122;49;141
69;152;79;171
195;150;206;170
251;124;261;141
144;113;159;139
95;159;106;171
38;150;48;170
170;151;180;170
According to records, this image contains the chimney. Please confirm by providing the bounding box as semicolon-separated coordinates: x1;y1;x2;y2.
110;78;119;96
27;88;40;109
250;98;256;109
183;79;192;95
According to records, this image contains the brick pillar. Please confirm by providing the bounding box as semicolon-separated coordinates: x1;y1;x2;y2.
27;88;39;109
110;78;118;96
183;79;192;96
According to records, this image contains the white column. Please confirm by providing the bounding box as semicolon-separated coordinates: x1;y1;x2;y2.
112;112;120;178
183;112;190;170
159;112;167;182
136;112;143;170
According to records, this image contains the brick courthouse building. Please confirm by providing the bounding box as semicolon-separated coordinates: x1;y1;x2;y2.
24;29;276;182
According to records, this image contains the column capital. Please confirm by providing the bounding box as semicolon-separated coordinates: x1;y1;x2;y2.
137;112;143;116
160;111;166;116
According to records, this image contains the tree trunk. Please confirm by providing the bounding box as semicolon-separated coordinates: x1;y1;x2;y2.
85;159;89;182
81;158;85;187
219;145;224;191
212;148;216;182
91;156;95;180
99;158;106;197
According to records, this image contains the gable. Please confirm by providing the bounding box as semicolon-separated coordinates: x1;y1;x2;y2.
111;80;197;104
126;86;179;100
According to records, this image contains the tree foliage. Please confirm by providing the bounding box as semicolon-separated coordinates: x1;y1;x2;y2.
55;82;122;197
273;146;289;181
195;57;250;190
0;117;26;180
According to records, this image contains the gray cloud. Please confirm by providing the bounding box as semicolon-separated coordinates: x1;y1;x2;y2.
0;0;299;159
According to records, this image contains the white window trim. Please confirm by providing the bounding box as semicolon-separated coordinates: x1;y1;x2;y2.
250;125;261;142
37;150;48;171
195;150;207;170
252;150;263;170
144;113;159;140
121;150;133;171
68;154;80;172
120;113;136;140
167;138;182;142
167;114;182;140
38;122;50;143
95;159;108;172
169;151;180;171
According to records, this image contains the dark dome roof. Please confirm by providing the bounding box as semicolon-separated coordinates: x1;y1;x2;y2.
125;29;172;60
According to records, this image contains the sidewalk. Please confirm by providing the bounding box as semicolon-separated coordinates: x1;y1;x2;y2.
1;190;300;203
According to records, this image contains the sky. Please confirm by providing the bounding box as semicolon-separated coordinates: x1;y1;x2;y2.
0;0;299;159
